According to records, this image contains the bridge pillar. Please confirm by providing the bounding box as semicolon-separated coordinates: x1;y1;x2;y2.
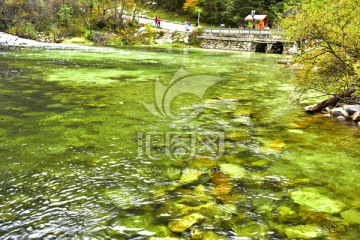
283;42;297;54
266;43;274;53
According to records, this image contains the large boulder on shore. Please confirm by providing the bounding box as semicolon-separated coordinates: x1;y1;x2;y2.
330;108;349;118
343;105;360;115
352;111;360;121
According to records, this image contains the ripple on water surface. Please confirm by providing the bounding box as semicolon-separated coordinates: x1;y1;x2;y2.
0;46;360;239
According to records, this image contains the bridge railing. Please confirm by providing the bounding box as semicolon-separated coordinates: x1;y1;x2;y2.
201;27;282;38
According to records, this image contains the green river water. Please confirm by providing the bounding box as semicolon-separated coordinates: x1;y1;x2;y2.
0;46;359;239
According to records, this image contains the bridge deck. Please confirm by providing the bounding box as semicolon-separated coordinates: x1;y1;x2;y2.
202;27;276;35
197;35;291;43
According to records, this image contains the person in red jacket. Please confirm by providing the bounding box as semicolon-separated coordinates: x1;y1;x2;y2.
154;16;158;27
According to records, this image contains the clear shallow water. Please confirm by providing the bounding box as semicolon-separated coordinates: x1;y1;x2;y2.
0;46;359;239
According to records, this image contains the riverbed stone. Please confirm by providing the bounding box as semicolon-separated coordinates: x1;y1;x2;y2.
284;225;326;239
341;209;360;225
219;163;247;180
203;231;226;240
277;206;296;222
352;111;360;121
255;204;274;216
330;107;349;118
250;159;271;167
191;228;204;239
230;220;269;238
172;202;216;217
343;105;360;115
290;188;344;214
149;238;178;240
179;169;210;185
104;189;150;210
191;228;225;240
168;213;205;233
263;138;286;152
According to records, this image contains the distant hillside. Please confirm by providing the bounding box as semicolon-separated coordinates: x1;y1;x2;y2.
155;0;289;27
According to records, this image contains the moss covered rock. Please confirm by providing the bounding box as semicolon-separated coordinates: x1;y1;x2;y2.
284;225;326;239
230;220;269;238
179;168;210;185
168;213;205;233
341;209;360;225
219;163;247;180
290;188;345;214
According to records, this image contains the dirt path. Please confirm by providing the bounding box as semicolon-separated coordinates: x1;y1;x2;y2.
134;16;192;32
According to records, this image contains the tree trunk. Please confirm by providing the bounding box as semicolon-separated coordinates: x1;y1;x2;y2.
305;88;356;113
117;0;125;28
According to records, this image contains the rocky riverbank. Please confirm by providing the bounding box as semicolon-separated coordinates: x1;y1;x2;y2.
327;104;360;125
304;89;360;127
0;32;58;48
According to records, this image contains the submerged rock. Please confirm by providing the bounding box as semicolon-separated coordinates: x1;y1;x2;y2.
341;209;360;225
284;225;326;239
274;206;299;223
212;171;235;198
277;206;295;218
217;204;238;214
250;159;271;168
188;156;218;169
259;138;286;153
173;202;217;217
290;188;345;214
149;238;178;240
104;189;151;210
179;169;210;185
230;220;269;239
168;213;205;233
233;109;251;117
255;204;274;216
191;227;204;239
191;229;226;240
175;186;214;204
219;163;247;180
110;213;165;237
226;131;252;142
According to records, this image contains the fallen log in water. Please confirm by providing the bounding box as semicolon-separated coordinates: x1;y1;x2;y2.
305;88;356;113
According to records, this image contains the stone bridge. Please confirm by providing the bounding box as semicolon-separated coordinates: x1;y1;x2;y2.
196;28;294;54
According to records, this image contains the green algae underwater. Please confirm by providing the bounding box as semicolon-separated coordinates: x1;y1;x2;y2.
0;46;359;239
